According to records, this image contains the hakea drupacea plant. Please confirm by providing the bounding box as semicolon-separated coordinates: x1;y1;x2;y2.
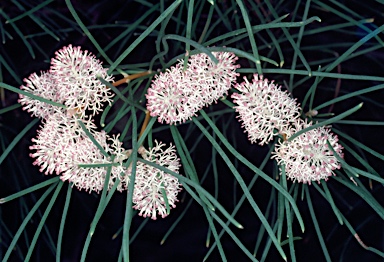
19;45;183;219
146;51;240;125
20;43;345;219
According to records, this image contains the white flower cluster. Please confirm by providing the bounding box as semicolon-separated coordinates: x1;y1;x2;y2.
30;114;130;192
232;74;344;184
232;75;300;145
19;45;114;119
131;141;182;220
272;120;343;184
20;45;182;219
146;51;240;125
146;52;344;184
146;51;344;184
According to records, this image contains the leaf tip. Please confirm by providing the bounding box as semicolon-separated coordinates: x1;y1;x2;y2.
367;18;374;23
205;240;210;247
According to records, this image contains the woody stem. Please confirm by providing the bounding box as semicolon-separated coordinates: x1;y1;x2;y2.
112;71;151;87
139;111;151;140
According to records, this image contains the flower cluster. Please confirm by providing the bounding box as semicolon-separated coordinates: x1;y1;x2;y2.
272;120;344;184
18;71;64;119
131;141;182;220
146;51;240;125
232;75;300;145
30;113;129;192
185;52;240;106
19;44;113;119
50;45;114;118
20;45;182;219
232;74;343;184
20;45;126;192
145;64;201;125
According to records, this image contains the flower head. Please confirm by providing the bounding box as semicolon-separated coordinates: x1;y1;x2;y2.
146;51;240;125
29;116;69;175
19;71;64;119
146;64;202;125
232;74;301;145
29;112;129;193
186;51;240;105
60;132;129;193
272;119;344;184
50;44;114;118
131;141;182;220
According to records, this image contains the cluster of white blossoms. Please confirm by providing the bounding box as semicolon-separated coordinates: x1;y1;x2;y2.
232;74;344;184
19;45;182;219
29;113;129;192
232;75;301;145
146;52;343;184
131;141;182;220
272;120;343;184
19;45;114;119
146;51;240;125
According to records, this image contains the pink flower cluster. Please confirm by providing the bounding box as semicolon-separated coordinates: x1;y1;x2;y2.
30;113;129;192
146;51;343;184
232;75;300;145
146;51;240;125
19;45;113;119
131;141;182;220
272;120;344;184
19;45;182;219
232;74;344;184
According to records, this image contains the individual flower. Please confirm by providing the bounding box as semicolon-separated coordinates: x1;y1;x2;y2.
185;51;240;105
19;71;64;119
29;112;129;193
50;44;114;118
232;74;301;145
131;141;182;220
146;64;203;125
272;119;344;184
